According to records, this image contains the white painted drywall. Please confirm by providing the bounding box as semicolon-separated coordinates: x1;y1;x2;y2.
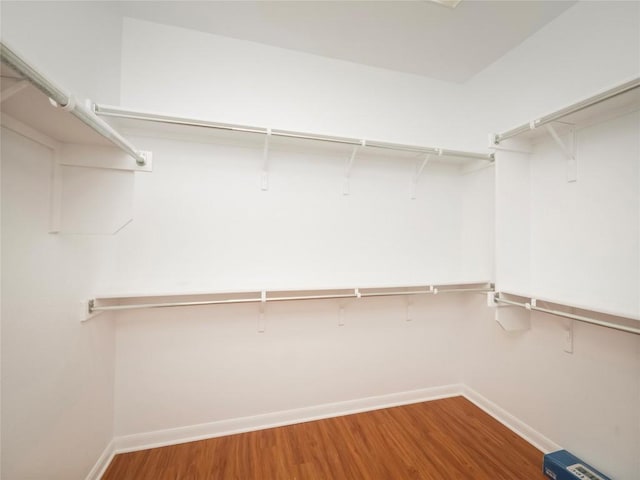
114;293;466;436
119;17;484;151
494;147;531;293
107;136;490;294
0;1;123;104
1;128;118;479
529;111;639;318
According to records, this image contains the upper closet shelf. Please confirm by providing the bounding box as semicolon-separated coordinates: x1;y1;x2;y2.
493;77;640;144
94;104;494;166
0;41;149;167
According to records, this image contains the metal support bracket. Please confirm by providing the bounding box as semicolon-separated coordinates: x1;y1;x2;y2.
406;297;412;322
258;290;266;333
339;305;345;327
564;319;574;354
261;129;271;191
490;294;531;332
80;299;105;322
343;142;364;195
411;153;432;199
545;123;577;182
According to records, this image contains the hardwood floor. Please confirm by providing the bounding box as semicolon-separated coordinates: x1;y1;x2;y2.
102;396;547;479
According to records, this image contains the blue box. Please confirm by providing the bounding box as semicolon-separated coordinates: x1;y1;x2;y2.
543;450;611;480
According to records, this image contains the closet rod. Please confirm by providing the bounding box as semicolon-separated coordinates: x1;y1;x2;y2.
495;77;640;143
360;287;491;298
89;297;262;312
494;296;640;336
93;105;494;162
0;41;147;166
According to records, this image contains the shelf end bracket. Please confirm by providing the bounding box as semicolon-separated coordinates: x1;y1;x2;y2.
545;123;577;182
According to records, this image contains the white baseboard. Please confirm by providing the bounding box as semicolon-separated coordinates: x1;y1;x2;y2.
462;385;561;454
113;384;463;454
85;439;115;480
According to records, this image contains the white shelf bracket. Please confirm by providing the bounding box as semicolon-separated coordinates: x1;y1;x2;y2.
258;290;267;333
564;319;574;354
80;299;105;323
343;142;363;196
261;129;271;191
0;79;29;103
339;305;345;327
411;153;432;200
495;304;531;332
406;297;412;322
545;123;577;182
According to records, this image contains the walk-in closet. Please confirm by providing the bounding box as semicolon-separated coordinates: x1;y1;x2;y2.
1;1;639;479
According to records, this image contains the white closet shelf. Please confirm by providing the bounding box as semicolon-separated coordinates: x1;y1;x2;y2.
84;281;493;319
0;41;148;166
93;104;494;166
493;291;640;335
493;77;640;144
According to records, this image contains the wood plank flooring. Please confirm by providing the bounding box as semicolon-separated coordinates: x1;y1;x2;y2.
102;396;547;479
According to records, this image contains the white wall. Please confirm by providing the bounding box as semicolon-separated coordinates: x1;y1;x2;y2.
528;111;639;317
107;136;491;294
1;3;124;478
119;17;485;151
0;1;123;103
114;294;466;436
1;129;117;479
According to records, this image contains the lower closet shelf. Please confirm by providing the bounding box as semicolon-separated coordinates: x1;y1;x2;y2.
84;281;494;320
492;291;640;335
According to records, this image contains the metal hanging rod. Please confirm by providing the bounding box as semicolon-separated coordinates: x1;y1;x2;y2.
0;41;147;166
87;283;494;315
494;294;640;336
93;104;494;162
494;77;640;144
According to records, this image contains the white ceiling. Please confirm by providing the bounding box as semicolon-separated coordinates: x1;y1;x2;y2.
117;1;576;83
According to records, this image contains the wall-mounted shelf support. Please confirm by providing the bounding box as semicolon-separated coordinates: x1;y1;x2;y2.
411;152;434;199
564;318;574;354
343;144;361;196
545;123;577;182
261;129;271;191
258;290;266;333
